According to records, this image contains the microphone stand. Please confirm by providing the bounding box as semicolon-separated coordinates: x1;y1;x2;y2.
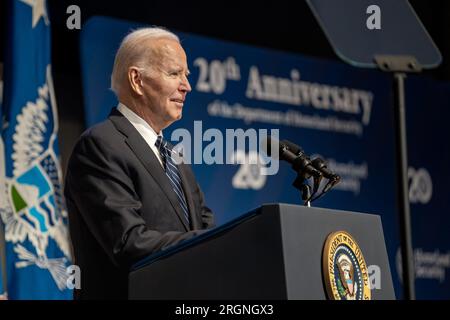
292;172;313;207
302;184;312;207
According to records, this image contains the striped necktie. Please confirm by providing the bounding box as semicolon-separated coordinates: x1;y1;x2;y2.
155;135;190;225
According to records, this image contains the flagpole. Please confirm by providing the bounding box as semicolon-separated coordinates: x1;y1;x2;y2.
0;63;8;296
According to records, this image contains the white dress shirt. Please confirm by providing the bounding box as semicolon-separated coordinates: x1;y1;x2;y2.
117;103;164;168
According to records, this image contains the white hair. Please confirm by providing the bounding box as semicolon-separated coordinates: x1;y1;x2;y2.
110;27;180;96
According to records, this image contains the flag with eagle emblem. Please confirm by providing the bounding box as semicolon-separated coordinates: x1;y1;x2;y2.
0;0;72;299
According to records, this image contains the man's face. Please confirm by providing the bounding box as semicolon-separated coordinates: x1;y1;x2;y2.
140;38;191;130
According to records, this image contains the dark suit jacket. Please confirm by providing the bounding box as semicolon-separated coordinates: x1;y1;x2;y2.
64;108;215;300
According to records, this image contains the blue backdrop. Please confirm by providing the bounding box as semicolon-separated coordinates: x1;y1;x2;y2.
78;16;450;299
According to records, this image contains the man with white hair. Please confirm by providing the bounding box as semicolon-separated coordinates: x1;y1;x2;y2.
64;27;215;299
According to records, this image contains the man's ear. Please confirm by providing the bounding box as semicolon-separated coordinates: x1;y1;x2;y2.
128;67;144;95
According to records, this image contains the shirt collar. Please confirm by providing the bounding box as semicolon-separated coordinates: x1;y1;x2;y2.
118;103;161;133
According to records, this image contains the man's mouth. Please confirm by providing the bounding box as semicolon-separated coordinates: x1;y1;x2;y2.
171;98;184;107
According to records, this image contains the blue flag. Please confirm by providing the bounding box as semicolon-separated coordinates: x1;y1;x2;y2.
0;0;72;299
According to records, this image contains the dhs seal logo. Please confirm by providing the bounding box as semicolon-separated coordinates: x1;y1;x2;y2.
322;231;371;300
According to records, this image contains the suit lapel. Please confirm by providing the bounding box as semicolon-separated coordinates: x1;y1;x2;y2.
108;108;190;231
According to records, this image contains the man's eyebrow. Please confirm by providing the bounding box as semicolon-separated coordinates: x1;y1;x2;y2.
172;66;189;72
165;65;190;75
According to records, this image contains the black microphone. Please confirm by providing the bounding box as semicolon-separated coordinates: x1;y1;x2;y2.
280;139;340;183
280;139;304;155
311;158;340;182
264;137;321;178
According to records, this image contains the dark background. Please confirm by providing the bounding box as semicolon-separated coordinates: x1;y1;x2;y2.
1;0;450;171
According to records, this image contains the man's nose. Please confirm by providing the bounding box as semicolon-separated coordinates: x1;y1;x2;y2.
180;76;192;93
